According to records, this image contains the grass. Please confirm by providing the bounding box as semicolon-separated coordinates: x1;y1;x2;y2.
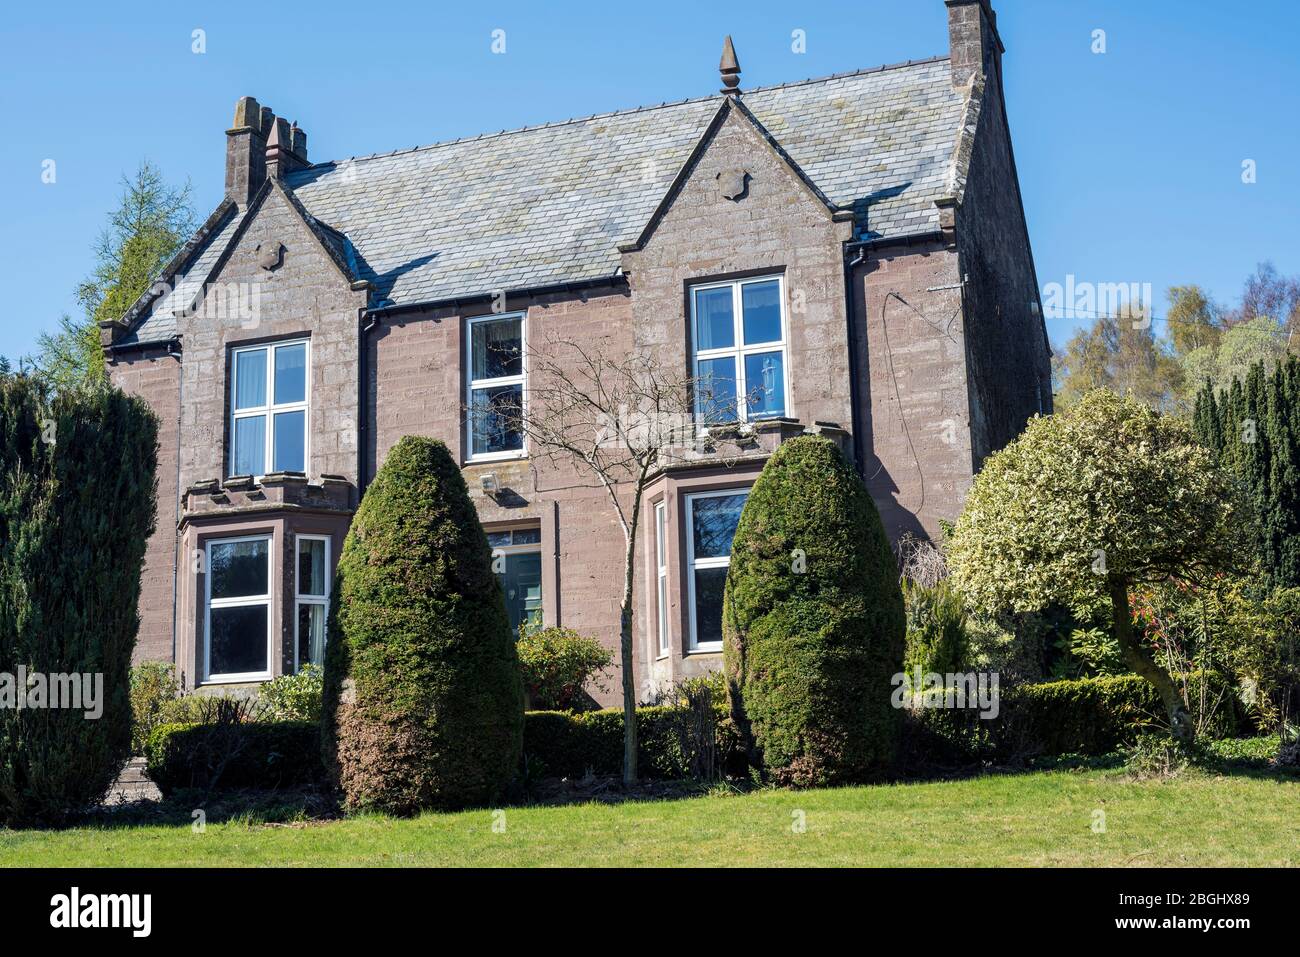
2;765;1298;867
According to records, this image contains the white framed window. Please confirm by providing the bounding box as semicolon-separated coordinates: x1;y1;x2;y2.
689;275;788;424
488;527;543;635
295;534;330;673
204;534;273;683
684;488;750;652
466;312;526;461
230;339;310;477
655;501;670;658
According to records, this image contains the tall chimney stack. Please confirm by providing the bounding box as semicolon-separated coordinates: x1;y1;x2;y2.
946;0;1004;88
225;96;269;205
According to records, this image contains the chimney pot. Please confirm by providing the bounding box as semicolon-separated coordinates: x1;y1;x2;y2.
266;115;309;179
231;95;261;130
290;121;307;159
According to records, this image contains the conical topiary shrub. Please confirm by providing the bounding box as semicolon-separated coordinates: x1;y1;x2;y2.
723;435;905;786
0;375;158;826
322;436;523;813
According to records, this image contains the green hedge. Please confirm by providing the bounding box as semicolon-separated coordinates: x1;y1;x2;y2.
146;674;1237;795
146;707;743;798
523;707;745;780
1006;674;1161;755
904;672;1240;764
145;721;325;796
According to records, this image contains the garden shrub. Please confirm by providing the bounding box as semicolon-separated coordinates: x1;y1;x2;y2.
946;389;1249;746
723;436;905;786
153;690;255;727
258;665;323;722
902;579;969;685
0;375;158;826
130;661;179;754
322;436;523;814
145;721;324;795
965;608;1057;684
515;626;612;711
1124;732;1194;779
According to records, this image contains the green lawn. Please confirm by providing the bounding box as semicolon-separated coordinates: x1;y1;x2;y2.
3;768;1298;867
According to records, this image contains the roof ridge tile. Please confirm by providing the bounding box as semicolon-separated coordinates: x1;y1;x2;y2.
290;55;951;174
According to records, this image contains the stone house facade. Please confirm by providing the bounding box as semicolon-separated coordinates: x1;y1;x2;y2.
104;0;1050;705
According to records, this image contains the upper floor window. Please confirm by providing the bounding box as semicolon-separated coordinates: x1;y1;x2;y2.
684;488;750;652
690;276;787;424
230;340;309;477
466;313;525;460
488;527;542;634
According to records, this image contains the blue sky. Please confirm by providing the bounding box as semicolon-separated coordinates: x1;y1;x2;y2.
1;0;1296;362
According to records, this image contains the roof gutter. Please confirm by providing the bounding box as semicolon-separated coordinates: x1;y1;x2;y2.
103;334;183;357
847;228;946;252
365;273;628;319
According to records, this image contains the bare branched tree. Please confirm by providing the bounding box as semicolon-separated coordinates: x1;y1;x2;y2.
496;332;744;784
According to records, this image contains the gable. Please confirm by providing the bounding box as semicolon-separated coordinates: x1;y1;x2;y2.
202;181;355;293
621;98;852;256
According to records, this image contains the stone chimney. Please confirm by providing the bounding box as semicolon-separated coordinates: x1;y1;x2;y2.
946;0;1004;88
265;116;309;180
225;96;271;205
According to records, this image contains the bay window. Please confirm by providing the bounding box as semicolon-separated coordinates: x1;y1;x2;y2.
467;313;525;460
204;535;273;682
655;501;669;657
230;339;309;477
690;276;787;423
684;488;750;652
295;535;330;672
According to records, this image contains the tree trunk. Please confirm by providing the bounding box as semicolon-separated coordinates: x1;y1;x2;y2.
620;530;638;785
1108;577;1194;746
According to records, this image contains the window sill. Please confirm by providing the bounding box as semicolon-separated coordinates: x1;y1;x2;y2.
466;452;527;466
199;674;271;686
685;647;723;656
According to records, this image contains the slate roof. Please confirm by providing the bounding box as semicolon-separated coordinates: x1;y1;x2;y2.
119;203;242;345
123;56;965;345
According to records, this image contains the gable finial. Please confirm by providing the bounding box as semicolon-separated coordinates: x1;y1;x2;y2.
719;36;741;95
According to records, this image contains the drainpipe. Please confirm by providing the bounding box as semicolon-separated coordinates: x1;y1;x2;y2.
165;336;182;672
843;244;868;474
357;309;380;500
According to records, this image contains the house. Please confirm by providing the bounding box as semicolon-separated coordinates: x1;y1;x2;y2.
103;0;1050;705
